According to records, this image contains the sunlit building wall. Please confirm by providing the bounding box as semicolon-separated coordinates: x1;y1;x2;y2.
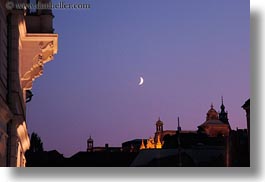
0;0;58;167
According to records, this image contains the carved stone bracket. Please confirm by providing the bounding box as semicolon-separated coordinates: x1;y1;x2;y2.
16;13;58;91
20;35;58;90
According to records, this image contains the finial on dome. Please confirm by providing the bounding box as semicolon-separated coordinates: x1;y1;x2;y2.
220;96;225;111
211;103;214;109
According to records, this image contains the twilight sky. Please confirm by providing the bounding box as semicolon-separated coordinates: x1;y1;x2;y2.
26;0;249;157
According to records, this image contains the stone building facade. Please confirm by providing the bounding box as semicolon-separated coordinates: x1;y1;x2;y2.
0;0;58;167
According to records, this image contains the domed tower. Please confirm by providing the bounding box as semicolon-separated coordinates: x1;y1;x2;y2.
156;117;164;132
206;103;219;121
198;103;230;137
154;117;164;145
87;136;94;152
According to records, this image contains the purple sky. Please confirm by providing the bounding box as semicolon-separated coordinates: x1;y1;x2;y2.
26;0;249;157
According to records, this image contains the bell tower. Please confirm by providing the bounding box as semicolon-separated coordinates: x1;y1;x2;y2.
219;97;229;125
87;136;94;152
156;117;163;132
155;117;164;144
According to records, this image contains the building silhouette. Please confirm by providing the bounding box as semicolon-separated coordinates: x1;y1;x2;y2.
131;99;249;166
87;136;93;152
242;98;250;158
139;99;231;150
25;98;249;167
198;102;230;137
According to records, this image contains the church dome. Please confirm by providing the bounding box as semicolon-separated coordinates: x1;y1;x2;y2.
203;119;224;125
206;104;219;121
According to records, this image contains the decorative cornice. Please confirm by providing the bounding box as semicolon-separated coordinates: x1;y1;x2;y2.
18;14;58;90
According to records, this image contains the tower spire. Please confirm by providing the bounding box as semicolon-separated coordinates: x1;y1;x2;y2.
177;117;181;132
219;96;229;125
87;135;94;152
177;116;182;166
156;117;163;132
220;96;225;111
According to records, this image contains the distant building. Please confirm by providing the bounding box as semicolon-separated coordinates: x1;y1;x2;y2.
87;136;93;152
86;136;121;152
121;118;172;152
0;0;58;167
25;98;249;167
133;98;233;166
198;99;230;137
141;99;231;150
154;117;176;147
122;137;163;152
142;135;162;149
93;144;121;153
242;99;250;136
242;99;250;155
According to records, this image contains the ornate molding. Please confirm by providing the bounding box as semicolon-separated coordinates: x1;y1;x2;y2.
20;36;58;90
18;14;58;90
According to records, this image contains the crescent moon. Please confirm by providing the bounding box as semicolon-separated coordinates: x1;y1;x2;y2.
139;77;144;86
